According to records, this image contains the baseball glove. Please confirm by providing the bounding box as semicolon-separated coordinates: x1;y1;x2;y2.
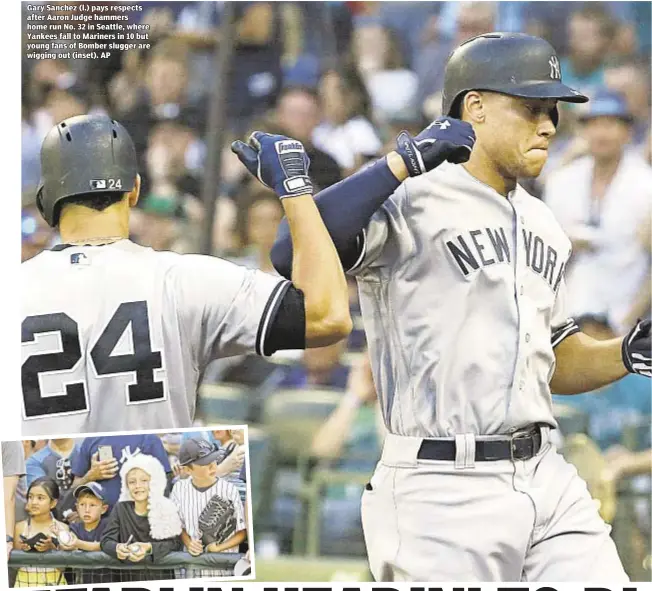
198;494;238;546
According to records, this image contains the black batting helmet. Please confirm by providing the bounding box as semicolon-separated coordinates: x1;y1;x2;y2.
442;33;589;121
36;115;138;227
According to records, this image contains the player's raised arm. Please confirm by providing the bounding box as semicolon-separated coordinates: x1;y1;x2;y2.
232;132;351;347
268;119;476;278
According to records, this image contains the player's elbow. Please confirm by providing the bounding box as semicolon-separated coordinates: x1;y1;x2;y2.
305;306;352;347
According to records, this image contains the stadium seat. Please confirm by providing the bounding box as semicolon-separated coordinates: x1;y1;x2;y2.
261;388;344;463
196;382;251;424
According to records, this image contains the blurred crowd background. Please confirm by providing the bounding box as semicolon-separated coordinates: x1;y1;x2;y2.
21;0;651;582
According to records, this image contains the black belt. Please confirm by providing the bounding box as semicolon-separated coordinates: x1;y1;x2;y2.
417;425;543;462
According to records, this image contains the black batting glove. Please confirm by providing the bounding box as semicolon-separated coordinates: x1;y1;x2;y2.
622;319;651;378
395;117;476;177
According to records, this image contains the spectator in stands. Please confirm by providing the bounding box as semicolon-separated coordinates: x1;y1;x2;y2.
228;3;284;132
351;2;440;70
101;454;182;582
273;86;343;190
313;64;382;175
211;429;248;499
108;50;146;116
357;26;420;129
15;441;47;525
160;433;184;481
14;478;70;588
561;5;616;100
171;437;247;578
231;185;284;273
3;442;25;560
59;483;109;552
415;1;496;120
121;39;207;159
604;59;652;148
129;121;204;253
280;338;350;390
544;89;652;335
25;439;78;494
58;483;112;585
71;434;172;512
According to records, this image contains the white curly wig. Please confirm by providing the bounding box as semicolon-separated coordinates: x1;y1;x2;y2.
118;452;182;540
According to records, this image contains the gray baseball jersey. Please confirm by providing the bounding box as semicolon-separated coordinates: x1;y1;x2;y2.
349;162;575;437
21;240;289;435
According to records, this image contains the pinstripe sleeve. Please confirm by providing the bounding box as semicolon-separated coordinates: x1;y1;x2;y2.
170;482;186;529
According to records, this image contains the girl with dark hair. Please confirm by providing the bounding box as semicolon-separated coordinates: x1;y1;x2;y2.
14;477;70;587
313;63;383;174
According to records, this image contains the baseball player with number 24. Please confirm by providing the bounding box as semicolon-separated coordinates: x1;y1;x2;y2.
254;34;652;582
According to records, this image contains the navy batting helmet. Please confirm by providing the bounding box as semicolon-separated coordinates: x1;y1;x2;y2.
36;115;138;227
442;33;589;121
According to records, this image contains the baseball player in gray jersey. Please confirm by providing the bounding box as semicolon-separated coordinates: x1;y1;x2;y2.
269;34;652;582
22;116;351;435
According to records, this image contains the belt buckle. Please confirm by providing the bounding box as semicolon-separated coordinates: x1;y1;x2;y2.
510;429;533;461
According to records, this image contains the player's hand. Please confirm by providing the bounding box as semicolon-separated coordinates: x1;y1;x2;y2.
622;319;651;377
395;117;475;176
88;451;119;481
186;539;203;556
116;543;131;560
6;542;12;559
231;132;313;199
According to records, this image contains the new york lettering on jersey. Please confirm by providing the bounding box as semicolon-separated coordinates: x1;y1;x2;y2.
21;240;288;435
446;226;566;291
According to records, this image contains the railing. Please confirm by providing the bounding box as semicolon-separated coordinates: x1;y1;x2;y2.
8;551;244;585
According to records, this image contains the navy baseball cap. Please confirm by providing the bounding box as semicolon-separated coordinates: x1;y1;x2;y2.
579;89;633;123
179;437;221;466
73;482;106;502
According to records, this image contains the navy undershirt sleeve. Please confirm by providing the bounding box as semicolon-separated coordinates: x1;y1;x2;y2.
270;157;402;278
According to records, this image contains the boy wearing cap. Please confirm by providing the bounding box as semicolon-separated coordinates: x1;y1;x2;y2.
170;438;247;577
59;482;111;584
60;482;109;552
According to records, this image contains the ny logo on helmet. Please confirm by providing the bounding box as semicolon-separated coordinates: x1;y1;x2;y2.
548;56;561;80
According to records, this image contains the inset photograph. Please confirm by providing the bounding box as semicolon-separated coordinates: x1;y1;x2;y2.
2;427;253;587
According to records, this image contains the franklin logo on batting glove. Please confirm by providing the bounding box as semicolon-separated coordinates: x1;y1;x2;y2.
231;132;313;199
